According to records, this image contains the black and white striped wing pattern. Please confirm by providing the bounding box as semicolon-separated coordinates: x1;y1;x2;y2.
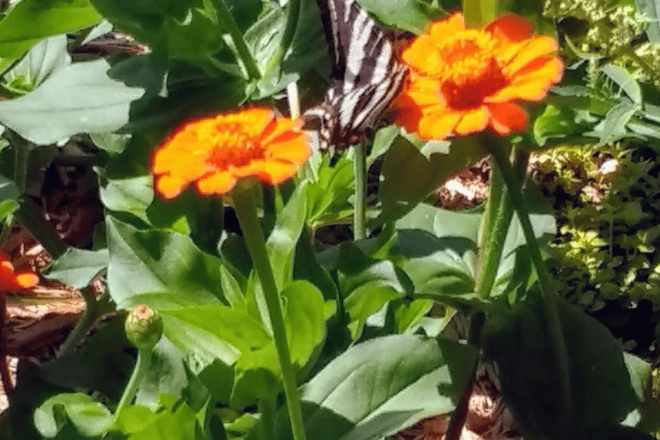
307;0;407;149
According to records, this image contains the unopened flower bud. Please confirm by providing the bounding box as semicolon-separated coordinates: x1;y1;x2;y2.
125;305;163;351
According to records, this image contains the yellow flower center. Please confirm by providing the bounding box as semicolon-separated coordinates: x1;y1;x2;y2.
201;120;266;170
429;30;509;109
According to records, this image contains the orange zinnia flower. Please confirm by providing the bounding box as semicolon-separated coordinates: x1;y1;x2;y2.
152;107;311;198
0;252;38;291
393;13;563;139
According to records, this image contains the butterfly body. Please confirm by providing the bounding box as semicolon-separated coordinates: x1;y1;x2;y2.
306;0;407;150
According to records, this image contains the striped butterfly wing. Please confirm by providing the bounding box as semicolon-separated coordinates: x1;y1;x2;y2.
308;0;407;150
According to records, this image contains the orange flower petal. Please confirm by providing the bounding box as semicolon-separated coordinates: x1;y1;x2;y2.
486;57;563;103
268;136;311;164
429;13;465;41
156;174;190;199
15;272;39;288
487;102;528;135
419;111;462;139
262;118;303;145
402;36;443;73
196;171;236;196
486;14;533;42
455;107;489;135
258;160;298;185
505;36;560;75
151;107;309;198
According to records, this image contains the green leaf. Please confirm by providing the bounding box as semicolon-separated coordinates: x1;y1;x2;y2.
114;405;160;434
5;35;70;92
282;281;326;370
368;126;398;166
34;393;113;438
126;398;200;440
98;173;154;224
162;305;271;373
106;216;225;308
90;132;132;155
533;104;598;146
356;0;444;34
306;155;354;227
266;182;307;290
90;0;224;60
378;135;485;224
334;243;410;339
601;64;643;105
269;335;478;440
0;199;18;222
0;60;145;145
482;295;650;440
45;248;109;288
135;338;195;411
0;173;19;202
637;0;660;43
0;0;101;68
599;101;638;144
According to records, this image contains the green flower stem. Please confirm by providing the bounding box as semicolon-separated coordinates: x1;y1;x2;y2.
115;347;153;416
58;289;112;357
476;155;511;298
353;143;367;240
258;393;277;440
207;0;261;80
445;311;485;440
264;0;301;75
232;181;306;440
15;199;68;259
446;148;530;440
488;144;572;414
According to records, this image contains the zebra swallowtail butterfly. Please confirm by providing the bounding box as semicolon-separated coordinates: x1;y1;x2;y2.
305;0;408;151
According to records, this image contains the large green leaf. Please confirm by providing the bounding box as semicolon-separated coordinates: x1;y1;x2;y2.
378;135;485;224
0;60;145;145
90;0;224;60
331;243;411;339
0;0;101;70
45;248;109;289
266;334;478;440
356;0;444;34
106;216;225;308
162;305;271;372
4;35;70;92
482;295;655;440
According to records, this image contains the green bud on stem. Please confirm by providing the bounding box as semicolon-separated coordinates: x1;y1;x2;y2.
125;305;163;351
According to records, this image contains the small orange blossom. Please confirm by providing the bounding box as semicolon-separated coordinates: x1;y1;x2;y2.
152;107;310;198
393;13;563;139
0;252;38;291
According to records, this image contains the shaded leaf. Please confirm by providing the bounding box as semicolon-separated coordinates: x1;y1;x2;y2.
0;60;145;145
45;248;109;288
106;216;225;308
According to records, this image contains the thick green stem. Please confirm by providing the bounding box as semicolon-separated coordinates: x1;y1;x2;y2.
258;394;277;440
488;144;572;415
445;312;485;440
353;143;367;240
115;347;152;416
232;182;306;440
207;0;261;80
264;0;301;74
476;158;511;298
58;289;111;357
13;141;28;194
